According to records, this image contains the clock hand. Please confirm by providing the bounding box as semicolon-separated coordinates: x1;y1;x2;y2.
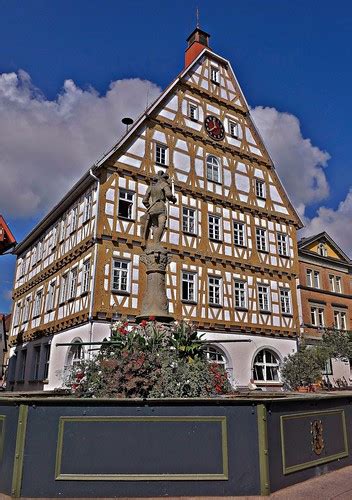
208;124;217;131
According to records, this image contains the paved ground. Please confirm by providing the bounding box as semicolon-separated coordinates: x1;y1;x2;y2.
1;465;351;499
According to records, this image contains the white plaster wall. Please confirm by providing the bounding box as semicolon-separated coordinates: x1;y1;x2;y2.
45;321;111;390
330;358;351;385
201;332;297;389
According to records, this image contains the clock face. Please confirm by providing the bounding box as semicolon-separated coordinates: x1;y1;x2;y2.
204;115;225;141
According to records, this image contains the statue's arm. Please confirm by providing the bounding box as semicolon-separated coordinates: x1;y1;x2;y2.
164;183;177;204
142;187;151;208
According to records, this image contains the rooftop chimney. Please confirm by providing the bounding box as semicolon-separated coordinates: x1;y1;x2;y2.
185;27;210;68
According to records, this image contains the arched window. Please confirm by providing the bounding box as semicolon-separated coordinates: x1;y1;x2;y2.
204;346;227;367
253;349;280;382
206;156;220;183
66;339;85;369
317;243;327;257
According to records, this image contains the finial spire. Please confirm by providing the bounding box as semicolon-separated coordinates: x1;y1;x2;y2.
196;6;200;28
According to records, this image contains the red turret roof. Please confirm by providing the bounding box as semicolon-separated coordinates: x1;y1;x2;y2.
0;215;16;255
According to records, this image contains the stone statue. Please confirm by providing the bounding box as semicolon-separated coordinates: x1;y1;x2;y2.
137;171;176;323
142;171;177;247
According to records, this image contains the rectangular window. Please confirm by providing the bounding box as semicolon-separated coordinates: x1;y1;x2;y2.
37;240;43;261
23;297;31;322
334;310;347;330
336;276;342;293
13;301;21;326
233;222;246;247
208;276;222;306
255;179;266;199
311;306;325;327
208;215;221;241
46;281;56;311
182;207;196;234
112;260;130;293
313;270;320;288
71;206;78;233
155;144;167;165
329;274;335;292
33;290;42;318
306;269;312;287
82;260;91;294
234;280;247;309
83;192;93;223
256;228;267;252
60;273;68;303
33;346;41;380
19;259;26;277
258;285;270;312
51;225;58;250
210;66;219;83
118;189;134;219
181;271;197;302
43;343;51;380
277;233;288;256
31;246;37;267
68;268;78;300
280;289;292;314
228;121;239;138
19;350;27;381
188;103;198;121
206;156;220;183
59;219;66;242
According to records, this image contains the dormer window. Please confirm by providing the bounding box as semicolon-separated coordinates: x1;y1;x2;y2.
210;66;219;84
317;243;327;257
188;103;198;121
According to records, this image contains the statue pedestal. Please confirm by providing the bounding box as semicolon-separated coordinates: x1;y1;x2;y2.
136;245;174;323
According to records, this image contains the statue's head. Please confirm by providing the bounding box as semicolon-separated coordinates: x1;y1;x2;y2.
152;171;169;183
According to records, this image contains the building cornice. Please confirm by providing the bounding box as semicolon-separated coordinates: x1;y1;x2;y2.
298;284;352;301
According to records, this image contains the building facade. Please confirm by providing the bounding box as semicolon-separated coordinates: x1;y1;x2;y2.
8;29;302;391
298;232;352;385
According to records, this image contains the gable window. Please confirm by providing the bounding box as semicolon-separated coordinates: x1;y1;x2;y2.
188;103;198;121
228;121;239;138
255;179;266;199
46;281;56;311
233;222;246;247
280;289;292;314
256;228;267;252
82;260;91;294
182;207;196;234
310;306;324;327
118;189;134;220
253;349;280;382
334;310;347;330
181;271;197;302
60;273;69;304
206;155;220;183
258;285;270;312
208;276;222;306
208;215;221;241
83;192;93;223
277;233;288;257
210;66;219;83
33;290;42;318
112;259;130;293
317;243;327;257
155;144;167;166
234;280;247;309
68;268;78;300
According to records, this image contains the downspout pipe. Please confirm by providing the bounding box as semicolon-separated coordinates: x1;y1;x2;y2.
88;168;100;356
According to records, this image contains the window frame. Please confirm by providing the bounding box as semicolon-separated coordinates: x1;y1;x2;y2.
257;284;271;312
33;290;43;319
112;259;130;294
208;275;222;306
234;280;247;309
155;143;168;166
188;102;199;121
83;192;93;223
228;120;239;138
253;349;280;383
182;206;197;235
210;66;219;84
82;259;91;294
233;221;246;247
118;188;135;220
46;280;56;312
181;271;197;303
277;233;288;257
255;179;266;199
279;288;292;315
206;155;221;183
68;267;78;301
255;227;267;252
208;214;222;241
310;306;325;327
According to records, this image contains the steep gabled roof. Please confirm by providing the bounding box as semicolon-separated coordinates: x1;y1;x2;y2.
0;215;16;254
15;45;302;254
298;232;351;265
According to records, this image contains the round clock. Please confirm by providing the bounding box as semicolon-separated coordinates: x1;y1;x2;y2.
204;115;225;141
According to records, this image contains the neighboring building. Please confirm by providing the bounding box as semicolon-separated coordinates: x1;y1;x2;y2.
0;313;11;379
0;215;16;255
298;232;352;385
8;28;302;391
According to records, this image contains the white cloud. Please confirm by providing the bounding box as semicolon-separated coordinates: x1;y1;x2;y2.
251;106;330;217
0;70;161;217
301;189;352;256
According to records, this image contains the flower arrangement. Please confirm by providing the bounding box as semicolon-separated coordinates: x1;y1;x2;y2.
67;318;232;398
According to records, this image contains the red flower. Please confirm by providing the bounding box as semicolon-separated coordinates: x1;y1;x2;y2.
149;316;156;321
76;372;84;380
140;320;148;328
118;327;128;335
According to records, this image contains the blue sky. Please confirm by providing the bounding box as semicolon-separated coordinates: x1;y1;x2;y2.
1;0;352;311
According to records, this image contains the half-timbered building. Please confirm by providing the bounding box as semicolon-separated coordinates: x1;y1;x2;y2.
8;28;302;391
